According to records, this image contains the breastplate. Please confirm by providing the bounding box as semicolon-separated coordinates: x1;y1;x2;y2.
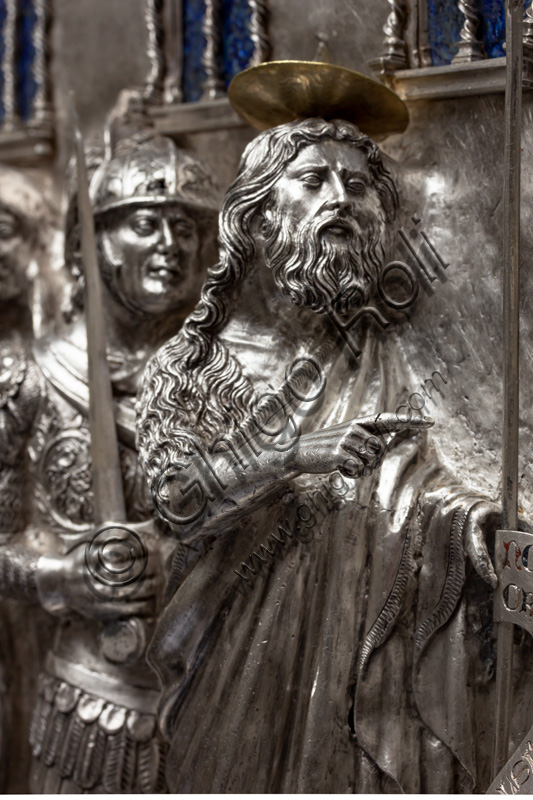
26;362;169;675
28;380;151;541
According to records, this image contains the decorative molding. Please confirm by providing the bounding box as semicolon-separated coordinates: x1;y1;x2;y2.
0;125;54;165
153;55;533;136
375;55;533;101
149;96;248;135
0;0;55;164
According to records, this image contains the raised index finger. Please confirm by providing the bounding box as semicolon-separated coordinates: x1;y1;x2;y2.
358;413;434;434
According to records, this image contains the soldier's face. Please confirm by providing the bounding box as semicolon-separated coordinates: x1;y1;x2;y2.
100;204;202;316
0;206;29;302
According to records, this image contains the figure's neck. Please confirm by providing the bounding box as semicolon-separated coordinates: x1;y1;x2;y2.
101;287;186;358
226;259;331;354
218;258;369;391
63;288;187;393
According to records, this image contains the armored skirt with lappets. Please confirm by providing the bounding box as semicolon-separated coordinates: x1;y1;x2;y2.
0;329;170;794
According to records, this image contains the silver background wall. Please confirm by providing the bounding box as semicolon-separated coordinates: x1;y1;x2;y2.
6;0;533;790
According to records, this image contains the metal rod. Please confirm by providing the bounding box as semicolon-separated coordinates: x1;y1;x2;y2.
69;94;126;525
492;0;523;777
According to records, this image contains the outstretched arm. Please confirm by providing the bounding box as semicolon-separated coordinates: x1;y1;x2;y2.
153;413;433;541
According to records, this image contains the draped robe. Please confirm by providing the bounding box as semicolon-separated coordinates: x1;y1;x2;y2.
148;327;503;793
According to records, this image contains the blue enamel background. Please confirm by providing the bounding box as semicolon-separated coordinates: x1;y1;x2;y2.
0;0;37;124
18;0;37;121
221;0;254;87
427;0;532;65
427;0;463;65
182;0;254;101
0;1;6;124
182;0;207;103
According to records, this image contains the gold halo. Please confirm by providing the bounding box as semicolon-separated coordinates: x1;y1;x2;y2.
228;61;409;139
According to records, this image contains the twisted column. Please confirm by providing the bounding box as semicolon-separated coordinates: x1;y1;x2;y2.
524;0;533;47
452;0;485;63
0;0;20;131
247;0;270;68
143;0;166;104
164;0;182;104
417;0;432;67
201;0;224;101
371;0;409;73
523;0;533;86
28;0;53;127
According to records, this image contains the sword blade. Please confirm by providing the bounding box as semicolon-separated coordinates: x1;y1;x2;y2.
493;0;523;776
69;94;126;525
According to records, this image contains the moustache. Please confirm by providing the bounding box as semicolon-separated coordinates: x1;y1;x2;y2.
316;215;359;240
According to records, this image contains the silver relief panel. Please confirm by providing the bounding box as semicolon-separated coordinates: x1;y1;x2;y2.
136;117;525;793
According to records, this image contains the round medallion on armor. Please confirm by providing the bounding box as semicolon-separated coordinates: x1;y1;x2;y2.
41;427;94;531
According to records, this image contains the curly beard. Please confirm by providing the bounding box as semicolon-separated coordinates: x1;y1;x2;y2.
262;207;385;315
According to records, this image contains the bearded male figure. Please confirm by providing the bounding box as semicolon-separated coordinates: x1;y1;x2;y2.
0;135;218;793
135;116;518;793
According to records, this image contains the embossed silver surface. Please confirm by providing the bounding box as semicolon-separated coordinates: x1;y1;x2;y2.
1;0;533;793
136;117;525;792
0;130;219;793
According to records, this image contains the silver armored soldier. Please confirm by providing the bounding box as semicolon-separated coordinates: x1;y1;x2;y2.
0;135;218;793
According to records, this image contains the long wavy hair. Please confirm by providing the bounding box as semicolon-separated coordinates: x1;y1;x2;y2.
137;118;399;485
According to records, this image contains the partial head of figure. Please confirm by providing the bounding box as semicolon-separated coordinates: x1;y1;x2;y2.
0;166;48;303
217;117;398;316
64;135;220;319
